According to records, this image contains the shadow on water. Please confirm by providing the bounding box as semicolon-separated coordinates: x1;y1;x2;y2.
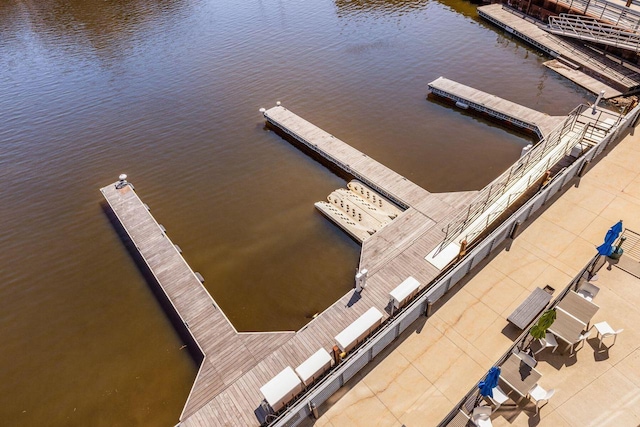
426;93;539;143
264;123;358;184
101;201;204;364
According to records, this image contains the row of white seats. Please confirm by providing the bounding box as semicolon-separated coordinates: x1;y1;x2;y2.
260;276;422;412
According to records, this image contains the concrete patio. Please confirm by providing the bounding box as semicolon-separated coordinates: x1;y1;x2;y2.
300;123;640;426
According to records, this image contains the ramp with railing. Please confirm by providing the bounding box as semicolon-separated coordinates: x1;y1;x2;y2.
553;0;640;31
429;104;622;263
547;14;640;52
478;4;640;95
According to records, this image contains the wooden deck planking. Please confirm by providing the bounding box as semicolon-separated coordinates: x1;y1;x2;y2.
101;183;328;423
181;360;224;419
428;76;566;139
229;376;260;416
240;332;296;362
264;105;443;210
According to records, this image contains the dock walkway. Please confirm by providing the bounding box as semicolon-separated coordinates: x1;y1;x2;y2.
102;176;472;426
478;4;640;97
101;183;296;421
428;77;565;139
102;94;580;425
263;105;477;219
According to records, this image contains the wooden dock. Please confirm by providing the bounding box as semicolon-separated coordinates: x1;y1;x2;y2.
101;176;476;426
102;178;468;426
263;105;477;219
478;4;640;97
102;96;571;425
101;183;296;422
428;76;566;139
101;102;486;425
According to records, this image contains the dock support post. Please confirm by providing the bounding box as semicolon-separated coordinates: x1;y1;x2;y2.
457;240;468;260
425;299;434;317
592;90;605;114
332;345;341;365
578;160;590;178
355;268;368;292
310;402;319;419
510;221;522;239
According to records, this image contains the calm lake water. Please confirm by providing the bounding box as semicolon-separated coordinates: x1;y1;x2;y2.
0;0;589;425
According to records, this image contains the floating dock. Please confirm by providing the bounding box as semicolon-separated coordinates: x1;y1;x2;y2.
101;90;610;425
315;180;401;242
478;4;640;98
428;76;566;139
101;182;297;423
102;174;475;426
262;104;480;273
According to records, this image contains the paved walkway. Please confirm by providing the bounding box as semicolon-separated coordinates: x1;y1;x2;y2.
302;124;640;426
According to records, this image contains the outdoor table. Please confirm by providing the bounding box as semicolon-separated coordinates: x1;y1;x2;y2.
507;287;553;330
499;353;542;398
557;291;599;325
547;308;586;352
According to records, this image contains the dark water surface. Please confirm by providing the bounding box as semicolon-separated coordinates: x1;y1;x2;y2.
0;0;588;425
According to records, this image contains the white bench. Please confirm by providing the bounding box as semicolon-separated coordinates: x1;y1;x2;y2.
260;366;303;412
389;276;421;309
335;307;384;353
295;348;332;386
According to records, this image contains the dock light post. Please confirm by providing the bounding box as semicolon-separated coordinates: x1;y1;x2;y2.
592;90;605;114
115;173;129;189
355;268;368;292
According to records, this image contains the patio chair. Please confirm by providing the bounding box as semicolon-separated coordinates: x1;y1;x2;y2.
534;333;558;355
471;405;493;427
528;384;555;413
489;385;509;409
519;351;537;368
593;321;623;347
577;282;600;301
569;330;591;354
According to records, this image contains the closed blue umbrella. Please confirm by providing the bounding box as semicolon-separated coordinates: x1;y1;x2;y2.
597;220;623;256
478;366;501;398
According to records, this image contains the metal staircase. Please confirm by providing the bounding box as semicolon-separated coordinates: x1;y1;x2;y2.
547;14;640;52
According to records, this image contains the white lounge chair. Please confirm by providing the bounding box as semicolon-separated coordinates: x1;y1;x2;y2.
569;329;591;354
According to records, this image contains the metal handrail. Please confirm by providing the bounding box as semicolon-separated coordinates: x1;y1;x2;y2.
548;14;640;53
555;0;640;31
437;103;624;254
437;105;585;253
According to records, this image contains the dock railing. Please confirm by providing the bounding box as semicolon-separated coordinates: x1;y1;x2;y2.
552;0;640;31
495;5;640;90
265;101;640;427
434;104;622;256
547;14;640;53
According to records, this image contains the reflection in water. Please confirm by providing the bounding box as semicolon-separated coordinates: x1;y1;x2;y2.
434;0;481;18
334;0;429;16
0;0;187;63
